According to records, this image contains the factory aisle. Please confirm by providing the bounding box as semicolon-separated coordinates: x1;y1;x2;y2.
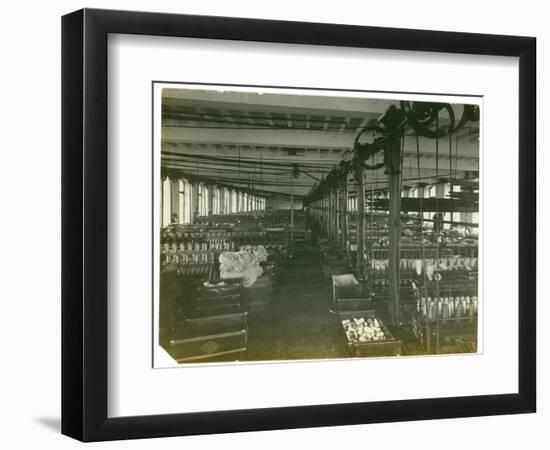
279;247;345;360
243;246;346;362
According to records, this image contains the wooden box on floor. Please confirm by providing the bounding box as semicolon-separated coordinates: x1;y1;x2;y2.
332;274;362;298
192;293;243;316
331;274;363;311
337;309;402;358
336;297;374;312
168;312;248;363
194;279;243;316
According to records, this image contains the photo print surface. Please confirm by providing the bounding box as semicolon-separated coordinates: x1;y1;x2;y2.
154;83;481;367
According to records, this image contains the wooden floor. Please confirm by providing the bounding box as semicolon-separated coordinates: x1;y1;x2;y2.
242;246;348;362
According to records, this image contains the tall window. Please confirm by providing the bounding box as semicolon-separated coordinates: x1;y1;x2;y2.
225;189;228;212
178;180;184;224
162;178;171;227
199;184;203;216
231;190;237;213
183;180;192;223
213;187;219;215
425;186;433;198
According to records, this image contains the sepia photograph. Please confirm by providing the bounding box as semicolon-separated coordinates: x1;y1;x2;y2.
53;4;537;444
155;84;481;366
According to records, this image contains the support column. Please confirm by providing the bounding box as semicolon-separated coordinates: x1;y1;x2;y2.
332;189;337;243
290;176;295;246
328;193;331;241
326;192;330;241
387;137;402;323
325;190;332;242
320;198;324;236
342;175;349;263
355;164;365;280
335;186;340;247
327;191;331;242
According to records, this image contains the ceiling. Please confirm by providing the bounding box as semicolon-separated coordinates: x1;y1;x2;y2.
161;87;480;199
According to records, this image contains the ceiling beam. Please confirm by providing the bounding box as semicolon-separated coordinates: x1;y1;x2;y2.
163;88;398;117
162;127;479;159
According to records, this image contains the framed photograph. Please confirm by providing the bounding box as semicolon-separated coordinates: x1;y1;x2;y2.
62;8;536;441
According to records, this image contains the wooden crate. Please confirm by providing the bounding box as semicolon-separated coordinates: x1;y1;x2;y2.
337;309;401;358
336;297;374;312
193;293;242;315
331;274;360;303
332;274;362;299
193;279;243;315
169;312;248;363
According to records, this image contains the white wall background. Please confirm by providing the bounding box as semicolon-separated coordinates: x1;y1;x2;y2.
0;1;545;448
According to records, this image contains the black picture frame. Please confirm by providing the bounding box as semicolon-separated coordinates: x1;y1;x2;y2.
61;8;536;442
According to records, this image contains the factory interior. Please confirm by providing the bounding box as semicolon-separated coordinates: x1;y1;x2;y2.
158;87;480;364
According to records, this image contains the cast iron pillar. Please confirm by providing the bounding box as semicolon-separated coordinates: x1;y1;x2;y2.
381;105;406;324
342;174;349;262
387;138;402;323
354;163;365;280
